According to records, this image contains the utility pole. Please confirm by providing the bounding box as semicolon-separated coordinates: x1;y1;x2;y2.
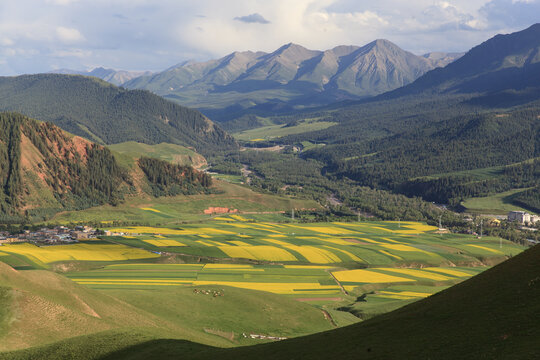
480;219;483;238
438;215;442;229
291;208;295;221
358;212;360;222
398;218;400;228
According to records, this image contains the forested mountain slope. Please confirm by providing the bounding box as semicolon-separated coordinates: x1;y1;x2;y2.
0;74;236;154
384;23;540;101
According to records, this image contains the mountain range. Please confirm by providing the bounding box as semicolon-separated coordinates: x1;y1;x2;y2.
53;41;463;120
50;67;153;86
384;22;540;103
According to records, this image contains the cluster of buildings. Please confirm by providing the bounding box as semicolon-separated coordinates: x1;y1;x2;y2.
0;226;98;245
508;211;540;225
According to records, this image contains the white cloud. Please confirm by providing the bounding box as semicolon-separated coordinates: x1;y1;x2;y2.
0;0;537;75
56;26;85;43
0;37;14;46
45;0;80;5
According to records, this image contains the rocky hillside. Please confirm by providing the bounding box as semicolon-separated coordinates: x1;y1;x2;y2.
0;112;213;222
123;40;462;116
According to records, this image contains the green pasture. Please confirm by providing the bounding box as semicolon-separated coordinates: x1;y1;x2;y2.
49;180;320;225
461;188;537;214
234;119;337;141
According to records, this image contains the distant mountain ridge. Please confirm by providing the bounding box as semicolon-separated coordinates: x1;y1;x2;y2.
122;41;463;116
50;67;153;86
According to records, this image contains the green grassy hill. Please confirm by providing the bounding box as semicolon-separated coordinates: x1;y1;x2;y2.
49;180;321;225
0;261;333;356
108;142;207;169
2;244;537;359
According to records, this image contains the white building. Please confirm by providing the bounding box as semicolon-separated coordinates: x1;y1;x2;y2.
508;211;540;224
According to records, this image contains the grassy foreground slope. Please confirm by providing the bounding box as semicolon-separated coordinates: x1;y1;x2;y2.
4;244;536;360
188;244;540;360
0;261;333;356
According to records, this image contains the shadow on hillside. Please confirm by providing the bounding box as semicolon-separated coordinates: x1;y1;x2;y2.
99;339;216;360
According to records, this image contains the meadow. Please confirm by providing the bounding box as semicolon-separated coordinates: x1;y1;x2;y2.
461;188;537;215
233;119;337;141
49;180;320;225
64;260;487;328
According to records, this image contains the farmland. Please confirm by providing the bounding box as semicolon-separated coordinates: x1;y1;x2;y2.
0;217;528;353
105;219;523;266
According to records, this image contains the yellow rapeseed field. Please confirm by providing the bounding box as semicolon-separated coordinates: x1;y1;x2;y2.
423;267;473;277
466;244;502;254
322;246;363;262
212;217;231;221
378;268;451;281
332;269;414;283
359;238;384;244
190;281;341;295
284;245;341;264
197;241;214;247
324;238;355;246
380;244;434;256
203;264;255;269
296;225;356;235
379;250;403;260
379;290;431;298
262;238;290;246
219;246;297;261
230;215;249;221
143;239;186;247
0;243;158;264
224;223;253;229
207;240;229;246
228;240;251;246
140;207;162;213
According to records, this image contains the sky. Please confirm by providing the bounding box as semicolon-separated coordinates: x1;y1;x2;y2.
0;0;538;75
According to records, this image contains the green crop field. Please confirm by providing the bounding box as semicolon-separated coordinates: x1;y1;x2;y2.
461;188;537;215
108;141;206;168
234;119;337;141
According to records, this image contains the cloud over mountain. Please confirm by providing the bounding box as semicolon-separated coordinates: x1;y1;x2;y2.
234;13;270;24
